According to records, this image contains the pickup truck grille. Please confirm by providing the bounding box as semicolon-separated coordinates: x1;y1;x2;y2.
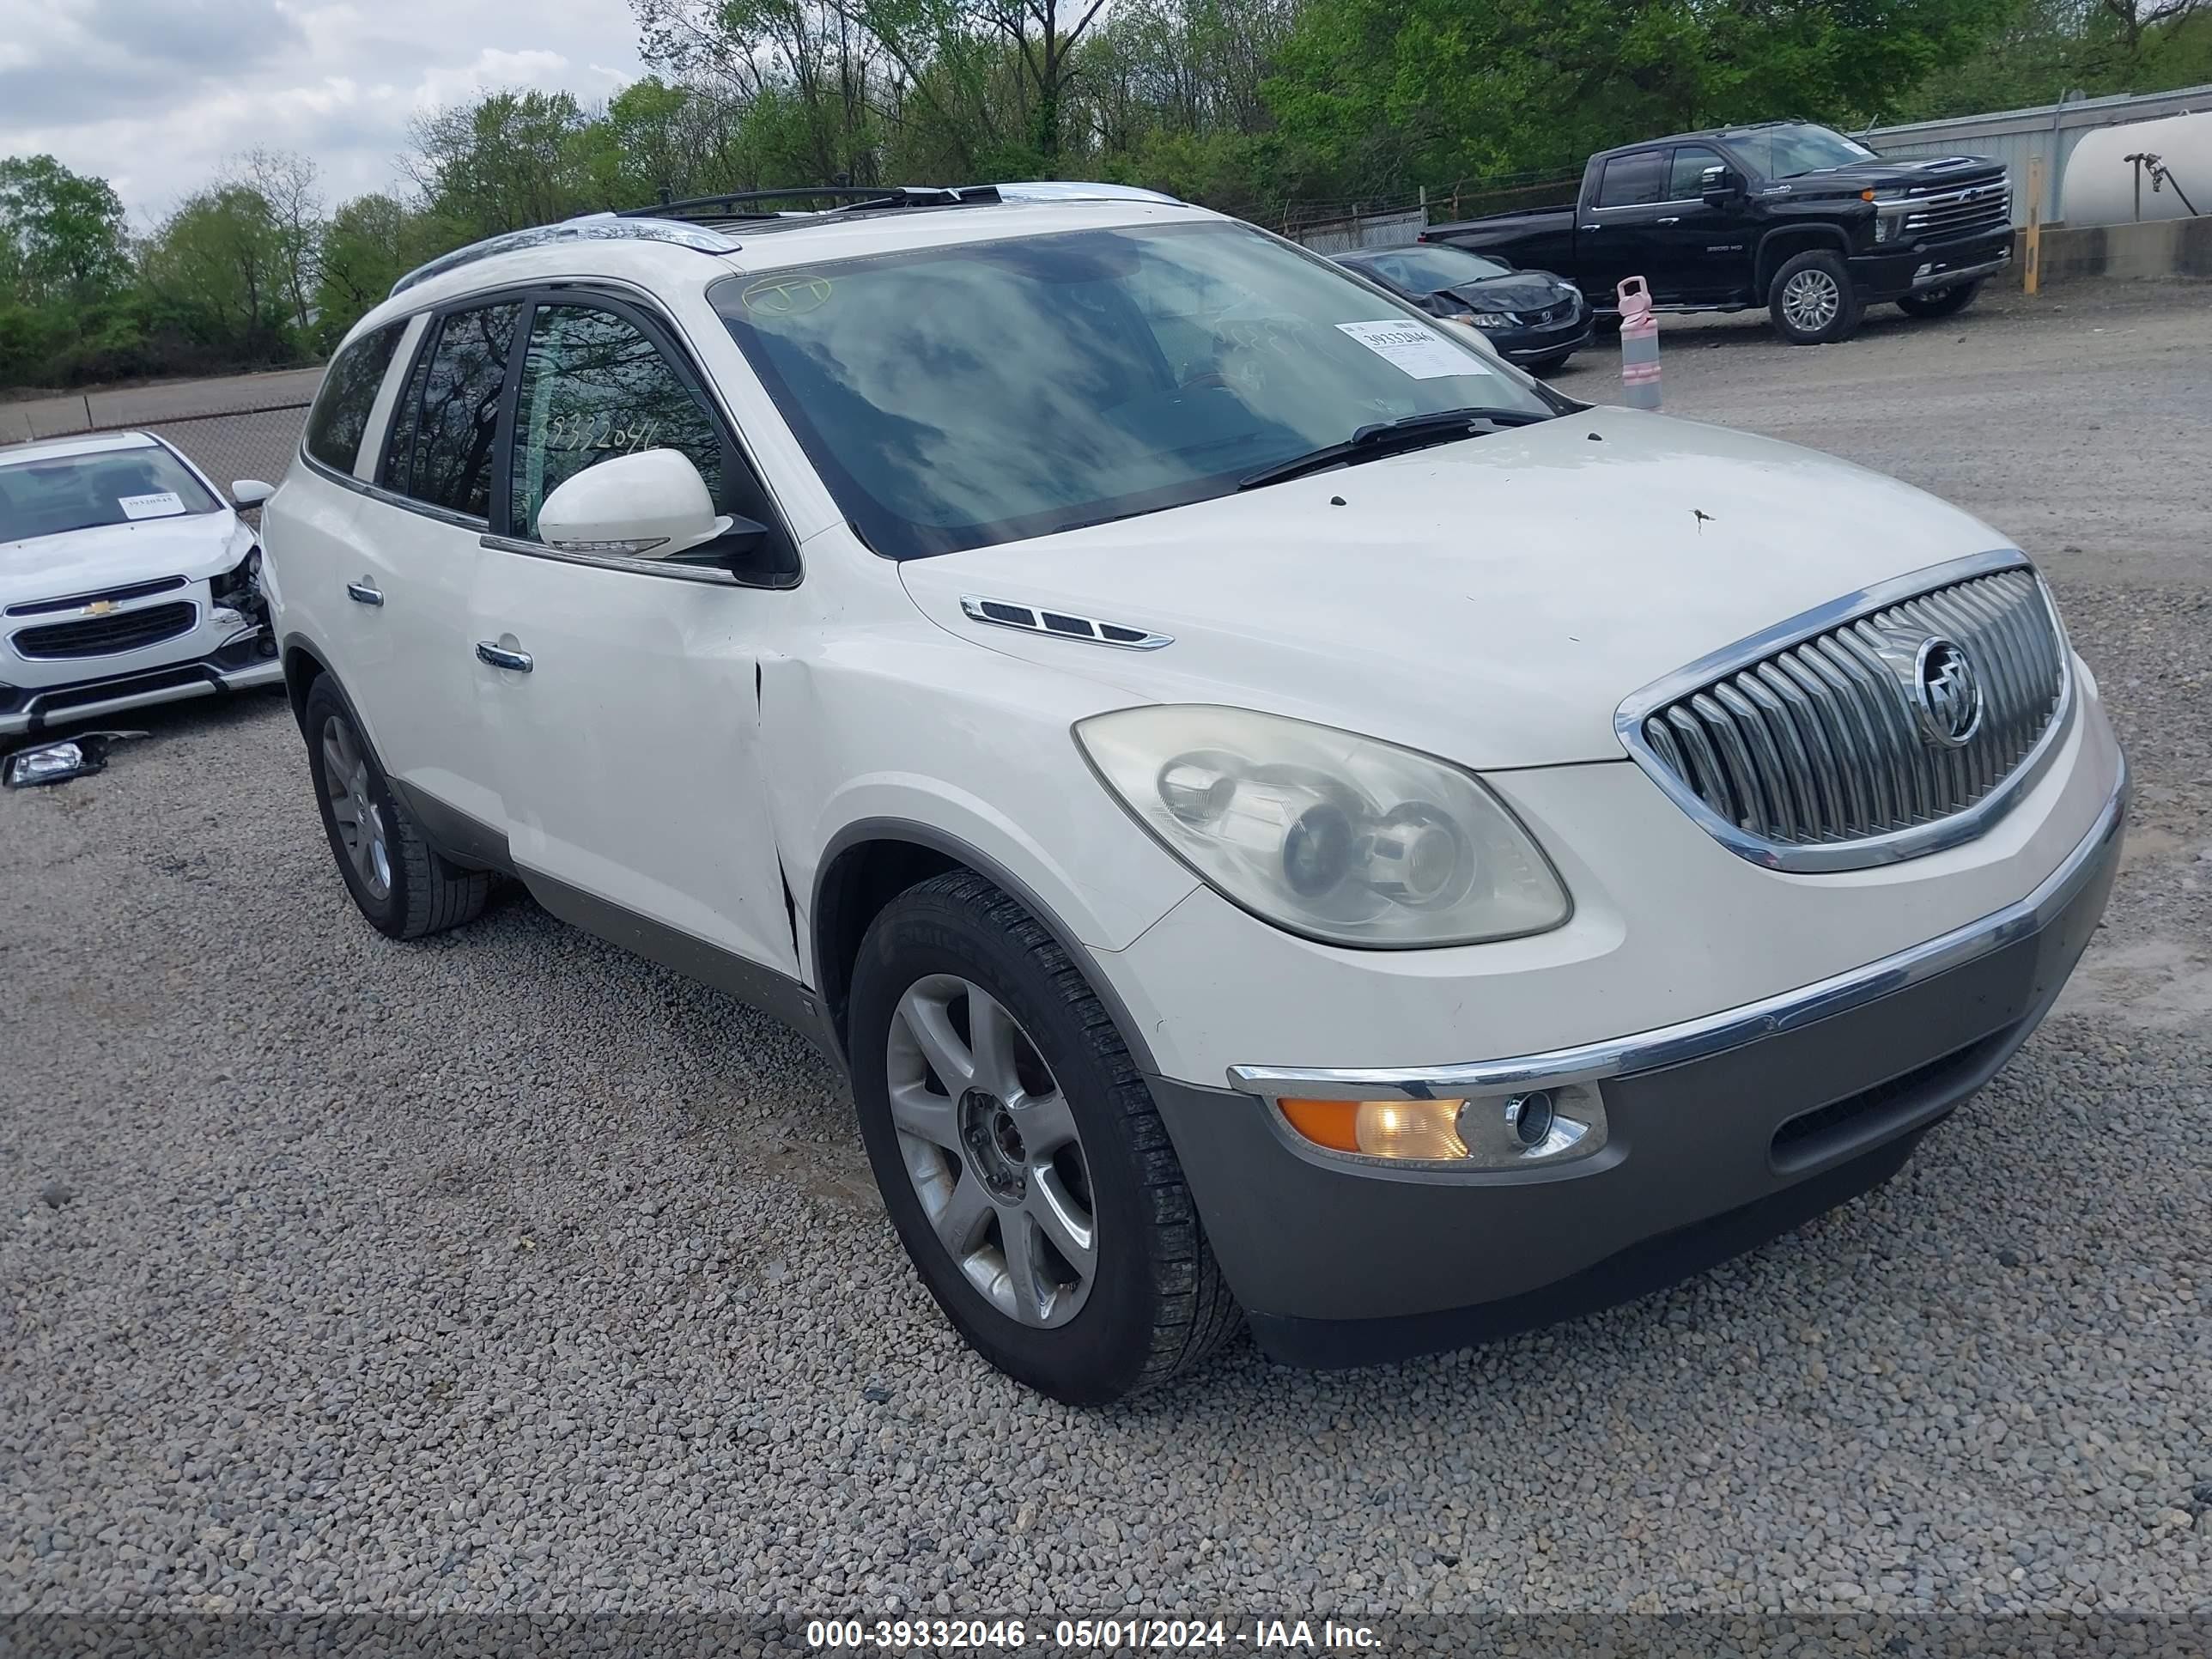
1626;564;2067;866
12;600;198;660
1901;181;2010;240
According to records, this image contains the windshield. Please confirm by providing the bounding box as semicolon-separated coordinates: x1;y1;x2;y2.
1351;245;1516;293
1724;123;1879;180
0;443;222;544
713;221;1556;558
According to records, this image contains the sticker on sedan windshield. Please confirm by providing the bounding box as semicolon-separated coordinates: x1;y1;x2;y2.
1336;319;1492;380
117;491;186;520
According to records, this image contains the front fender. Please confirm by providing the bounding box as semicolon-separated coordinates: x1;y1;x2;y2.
761;631;1199;969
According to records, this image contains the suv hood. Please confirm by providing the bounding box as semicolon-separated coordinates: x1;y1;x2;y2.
898;406;2014;770
0;510;252;608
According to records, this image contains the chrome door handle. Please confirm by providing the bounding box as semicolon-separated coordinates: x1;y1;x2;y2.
1580;224;1601;232
1656;216;1681;225
345;580;384;606
475;641;533;673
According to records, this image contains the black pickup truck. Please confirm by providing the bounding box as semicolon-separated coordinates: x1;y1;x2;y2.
1422;121;2013;345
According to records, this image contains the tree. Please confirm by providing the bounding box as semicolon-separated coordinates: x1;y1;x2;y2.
313;192;434;349
234;149;324;337
140;185;295;363
403;89;598;238
1264;0;2016;197
0;155;132;312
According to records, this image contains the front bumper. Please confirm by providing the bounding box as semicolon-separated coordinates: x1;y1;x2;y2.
1482;317;1595;363
1850;231;2014;301
0;647;282;738
1148;759;2125;1367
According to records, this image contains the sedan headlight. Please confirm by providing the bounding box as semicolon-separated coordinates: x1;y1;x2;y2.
1076;705;1570;947
1462;312;1510;330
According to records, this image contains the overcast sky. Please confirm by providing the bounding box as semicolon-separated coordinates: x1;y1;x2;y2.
0;0;649;225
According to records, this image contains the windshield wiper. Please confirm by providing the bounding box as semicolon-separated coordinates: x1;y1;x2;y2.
1237;406;1550;490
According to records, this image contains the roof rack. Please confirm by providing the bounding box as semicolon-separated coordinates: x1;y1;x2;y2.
386;182;1189;299
623;179;1182;228
623;184;1000;226
388;216;741;299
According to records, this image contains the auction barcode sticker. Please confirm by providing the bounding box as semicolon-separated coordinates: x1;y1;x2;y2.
1336;319;1492;380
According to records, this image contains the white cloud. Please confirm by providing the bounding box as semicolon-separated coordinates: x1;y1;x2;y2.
0;0;650;219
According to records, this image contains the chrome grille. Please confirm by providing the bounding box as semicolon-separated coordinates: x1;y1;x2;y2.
1903;182;2010;239
1623;560;2069;870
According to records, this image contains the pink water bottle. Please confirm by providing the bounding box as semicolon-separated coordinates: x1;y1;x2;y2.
1618;276;1661;410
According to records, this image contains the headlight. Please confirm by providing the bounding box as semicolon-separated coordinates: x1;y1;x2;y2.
1872;192;1910;244
210;545;263;605
1075;705;1571;947
1463;312;1510;330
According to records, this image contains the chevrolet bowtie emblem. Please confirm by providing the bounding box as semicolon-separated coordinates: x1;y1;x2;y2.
84;600;118;616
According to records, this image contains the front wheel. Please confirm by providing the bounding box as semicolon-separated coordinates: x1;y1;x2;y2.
848;872;1242;1403
1897;279;1983;319
1768;250;1862;345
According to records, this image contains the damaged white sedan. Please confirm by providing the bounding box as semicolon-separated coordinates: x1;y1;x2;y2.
0;430;281;739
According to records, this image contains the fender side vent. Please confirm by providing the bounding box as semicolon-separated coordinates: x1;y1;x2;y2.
960;595;1172;651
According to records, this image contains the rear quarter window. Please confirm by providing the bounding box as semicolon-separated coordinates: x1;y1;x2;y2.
1596;153;1666;209
304;322;405;473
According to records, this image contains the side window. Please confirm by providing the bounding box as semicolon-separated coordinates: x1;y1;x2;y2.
507;303;725;540
387;302;521;520
1668;145;1726;201
304;322;404;472
1596;152;1666;209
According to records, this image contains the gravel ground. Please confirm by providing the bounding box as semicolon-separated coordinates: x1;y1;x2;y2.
3;281;2209;1649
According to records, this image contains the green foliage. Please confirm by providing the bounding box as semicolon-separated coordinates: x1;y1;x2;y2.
1264;0;2015;198
6;0;2210;391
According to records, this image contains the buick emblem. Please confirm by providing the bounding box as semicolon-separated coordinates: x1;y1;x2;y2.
1913;636;1983;747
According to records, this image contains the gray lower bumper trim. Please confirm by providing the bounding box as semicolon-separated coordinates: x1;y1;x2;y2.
1914;252;2010;290
1230;757;2126;1103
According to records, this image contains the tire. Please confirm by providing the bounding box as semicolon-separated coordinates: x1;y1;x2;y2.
1896;279;1982;319
302;677;491;940
849;872;1242;1403
1767;250;1862;345
1592;313;1624;336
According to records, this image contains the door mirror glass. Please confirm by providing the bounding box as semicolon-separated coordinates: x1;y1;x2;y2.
231;478;275;508
537;448;732;559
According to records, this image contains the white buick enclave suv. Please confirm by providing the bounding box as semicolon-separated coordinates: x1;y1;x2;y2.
260;185;2125;1402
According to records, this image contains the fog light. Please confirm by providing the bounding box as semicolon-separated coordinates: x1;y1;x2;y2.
1503;1090;1554;1147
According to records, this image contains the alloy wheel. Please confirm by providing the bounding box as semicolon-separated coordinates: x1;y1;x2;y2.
884;974;1097;1328
321;714;392;900
1782;269;1842;333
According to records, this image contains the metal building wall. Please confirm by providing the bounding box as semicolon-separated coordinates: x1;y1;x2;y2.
1862;85;2212;227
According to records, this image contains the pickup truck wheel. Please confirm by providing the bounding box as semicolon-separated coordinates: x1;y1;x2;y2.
1769;251;1862;345
848;872;1243;1404
303;678;491;940
1896;279;1982;319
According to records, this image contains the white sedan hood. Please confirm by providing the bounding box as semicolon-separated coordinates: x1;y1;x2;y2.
0;510;252;609
899;407;2018;769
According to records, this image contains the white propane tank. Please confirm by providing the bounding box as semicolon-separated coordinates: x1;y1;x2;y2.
2061;110;2212;226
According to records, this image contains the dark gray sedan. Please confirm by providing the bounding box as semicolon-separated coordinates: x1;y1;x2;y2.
1334;243;1592;374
